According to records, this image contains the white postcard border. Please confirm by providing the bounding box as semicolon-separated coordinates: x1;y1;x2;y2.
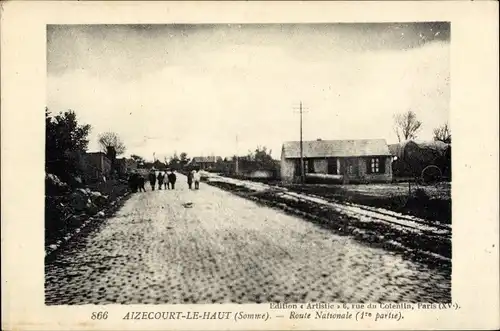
1;1;499;330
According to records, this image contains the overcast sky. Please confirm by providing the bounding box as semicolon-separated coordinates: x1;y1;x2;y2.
47;23;450;160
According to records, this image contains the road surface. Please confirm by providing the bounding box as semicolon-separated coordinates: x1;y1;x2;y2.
45;175;451;304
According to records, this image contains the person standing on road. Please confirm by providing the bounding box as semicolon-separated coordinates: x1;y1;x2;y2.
187;170;193;189
164;169;170;189
148;170;157;191
157;171;165;190
163;171;169;190
128;172;138;193
168;170;177;190
137;175;146;192
193;169;201;190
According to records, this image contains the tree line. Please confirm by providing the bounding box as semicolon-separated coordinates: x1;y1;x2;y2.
128;146;276;174
46;108;128;183
129;152;191;171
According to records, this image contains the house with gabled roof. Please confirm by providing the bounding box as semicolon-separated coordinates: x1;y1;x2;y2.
189;156;219;170
280;139;393;184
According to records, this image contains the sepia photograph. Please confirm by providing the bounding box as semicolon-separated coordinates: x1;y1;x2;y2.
2;1;500;330
44;22;453;305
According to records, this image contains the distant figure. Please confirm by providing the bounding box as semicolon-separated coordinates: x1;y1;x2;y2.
163;171;169;190
163;170;170;190
157;171;165;190
128;173;138;193
168;170;177;190
187;170;193;189
193;169;201;190
137;175;146;192
148;171;157;191
163;170;170;189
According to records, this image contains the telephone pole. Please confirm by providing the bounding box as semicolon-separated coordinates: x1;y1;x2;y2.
235;135;239;175
293;101;309;184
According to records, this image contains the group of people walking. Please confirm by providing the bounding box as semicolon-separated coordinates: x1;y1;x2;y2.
127;172;146;193
148;170;177;191
127;169;201;193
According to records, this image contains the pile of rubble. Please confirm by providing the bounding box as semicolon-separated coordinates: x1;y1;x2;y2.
68;188;109;216
45;173;129;258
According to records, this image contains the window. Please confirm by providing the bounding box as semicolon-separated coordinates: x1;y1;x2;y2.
371;158;380;173
327;158;338;174
368;157;385;174
307;159;315;173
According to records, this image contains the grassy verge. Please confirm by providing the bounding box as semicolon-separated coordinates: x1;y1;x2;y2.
208;174;451;224
284;183;451;224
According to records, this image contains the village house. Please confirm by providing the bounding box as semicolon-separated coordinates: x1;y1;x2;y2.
115;158;138;175
126;158;138;172
82;152;112;181
280;139;393;184
190;156;219;170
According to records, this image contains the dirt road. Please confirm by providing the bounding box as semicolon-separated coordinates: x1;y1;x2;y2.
45;175;451;304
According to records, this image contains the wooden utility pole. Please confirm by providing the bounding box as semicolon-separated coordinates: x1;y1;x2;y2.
235;135;239;175
299;102;304;183
293;101;308;184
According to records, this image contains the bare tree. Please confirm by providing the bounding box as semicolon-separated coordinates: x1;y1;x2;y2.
98;132;126;155
433;123;451;143
393;110;422;142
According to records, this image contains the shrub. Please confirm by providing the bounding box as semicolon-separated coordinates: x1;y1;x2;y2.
413;188;430;202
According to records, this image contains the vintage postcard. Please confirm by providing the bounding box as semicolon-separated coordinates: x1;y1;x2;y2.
1;1;499;330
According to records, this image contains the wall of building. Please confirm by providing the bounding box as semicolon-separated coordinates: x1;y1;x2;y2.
281;155;392;183
292;158;339;175
82;153;112;181
356;156;393;183
344;158;359;177
314;158;340;175
115;159;126;174
280;152;295;182
313;159;328;173
101;155;112;176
